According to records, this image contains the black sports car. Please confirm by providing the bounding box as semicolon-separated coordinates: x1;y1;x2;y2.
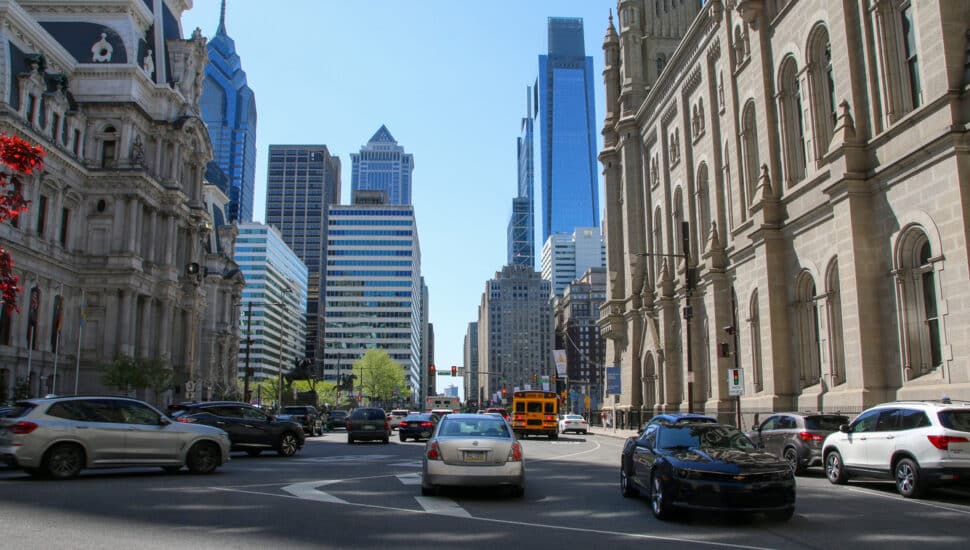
620;422;795;521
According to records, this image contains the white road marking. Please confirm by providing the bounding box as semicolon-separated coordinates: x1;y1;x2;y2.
396;473;422;485
844;486;970;515
281;480;348;504
414;496;473;518
388;460;423;468
293;454;393;463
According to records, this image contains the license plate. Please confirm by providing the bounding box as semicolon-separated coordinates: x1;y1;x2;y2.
463;451;486;463
421;431;430;438
363;425;374;430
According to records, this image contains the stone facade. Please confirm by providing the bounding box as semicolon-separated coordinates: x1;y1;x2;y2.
598;0;970;428
0;0;242;403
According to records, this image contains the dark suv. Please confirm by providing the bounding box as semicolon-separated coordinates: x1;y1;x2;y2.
277;405;322;436
748;412;848;474
347;407;389;444
326;410;349;431
169;401;305;457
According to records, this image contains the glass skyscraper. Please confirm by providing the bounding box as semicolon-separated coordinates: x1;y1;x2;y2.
507;86;536;267
351;125;414;206
265;145;342;368
200;0;257;223
538;17;600;243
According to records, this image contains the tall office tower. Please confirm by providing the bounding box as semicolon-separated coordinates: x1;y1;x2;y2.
200;0;257;223
265;145;342;368
324;193;424;403
552;267;606;413
541;227;606;297
234;223;308;390
538;17;600;243
476;265;552;405
507;86;536;267
350;125;414;206
463;322;479;406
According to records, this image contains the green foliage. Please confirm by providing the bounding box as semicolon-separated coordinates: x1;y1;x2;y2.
352;349;410;404
98;355;141;394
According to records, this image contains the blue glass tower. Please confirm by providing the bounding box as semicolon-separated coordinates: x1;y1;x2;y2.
200;0;257;223
538;17;599;243
351;125;414;206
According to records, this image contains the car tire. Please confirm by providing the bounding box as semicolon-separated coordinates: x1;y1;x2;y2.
421;484;438;496
783;447;804;475
825;451;848;485
769;507;796;521
400;434;407;442
620;465;638;498
277;432;300;457
246;449;262;457
186;442;220;474
582;430;588;435
43;442;84;480
550;432;558;440
650;473;675;520
895;457;925;498
382;437;390;444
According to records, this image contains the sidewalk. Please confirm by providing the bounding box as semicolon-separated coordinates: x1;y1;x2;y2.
586;425;639;440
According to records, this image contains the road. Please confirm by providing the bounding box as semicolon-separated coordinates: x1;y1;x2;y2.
1;430;968;549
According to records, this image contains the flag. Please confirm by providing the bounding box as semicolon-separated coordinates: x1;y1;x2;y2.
26;286;39;345
50;294;63;352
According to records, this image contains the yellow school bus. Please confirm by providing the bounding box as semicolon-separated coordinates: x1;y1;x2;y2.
511;390;559;439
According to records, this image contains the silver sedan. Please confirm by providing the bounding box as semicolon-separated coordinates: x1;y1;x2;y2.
421;413;525;497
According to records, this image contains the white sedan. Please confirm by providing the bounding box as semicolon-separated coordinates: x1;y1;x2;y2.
559;414;589;434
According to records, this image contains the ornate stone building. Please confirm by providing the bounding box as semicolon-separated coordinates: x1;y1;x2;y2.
0;0;242;403
598;0;970;428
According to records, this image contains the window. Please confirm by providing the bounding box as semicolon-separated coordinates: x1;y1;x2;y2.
849;409;880;433
102;140;116;168
36;195;48;237
778;57;806;186
895;228;944;377
748;289;763;391
872;1;923;122
696;163;711;252
741;102;760;209
900;4;922;108
826;260;846;385
795;274;822;386
808;26;837;155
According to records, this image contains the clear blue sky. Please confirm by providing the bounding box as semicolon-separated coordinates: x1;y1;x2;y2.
182;0;615;394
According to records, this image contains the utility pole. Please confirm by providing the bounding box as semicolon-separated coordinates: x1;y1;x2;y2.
682;221;695;414
242;301;254;403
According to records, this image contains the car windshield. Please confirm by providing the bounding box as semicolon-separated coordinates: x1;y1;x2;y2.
352;409;385;421
938;410;970;431
438;418;511;438
805;415;848;431
564;415;584;420
404;414;432;421
657;425;755;451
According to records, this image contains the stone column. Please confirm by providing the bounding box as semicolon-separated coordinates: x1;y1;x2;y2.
159;301;172;362
147;208;158;264
111;197;126;251
118;290;134;357
165;215;176;266
104;291;119;359
125;198;139;254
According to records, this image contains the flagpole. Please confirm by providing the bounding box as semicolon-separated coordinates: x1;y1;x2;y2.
74;288;84;396
52;283;63;395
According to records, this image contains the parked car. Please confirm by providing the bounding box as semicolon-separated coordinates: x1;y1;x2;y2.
276;405;322;436
559;414;589;434
168;401;305;457
422;413;525;497
399;412;436;442
326;410;349;431
823;400;970;498
387;409;410;430
747;412;848;474
347;407;390;444
620;421;795;521
0;396;230;479
643;413;718;430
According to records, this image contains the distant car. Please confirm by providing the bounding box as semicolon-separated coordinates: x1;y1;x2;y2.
277;405;322;437
0;396;230;479
326;410;349;430
429;409;455;423
399;413;436;442
620;421;795;520
559;414;589;434
823;400;970;498
347;407;390;444
485;407;510;421
169;401;305;457
747;412;848;474
387;409;410;430
422;413;525;497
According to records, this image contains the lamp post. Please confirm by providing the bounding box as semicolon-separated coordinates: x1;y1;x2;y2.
275;286;293;409
241;301;254;403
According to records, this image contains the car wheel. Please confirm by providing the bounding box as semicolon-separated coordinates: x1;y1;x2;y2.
620;465;638;498
186;442;220;474
582;430;588;435
825;451;848;485
400;434;407;442
277;432;300;457
650;473;675;520
783;447;804;475
43;443;84;479
769;507;796;521
550;431;558;440
421;484;438;496
382;436;390;444
161;466;182;474
895;458;925;498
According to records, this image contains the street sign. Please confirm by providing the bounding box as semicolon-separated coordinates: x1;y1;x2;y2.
728;368;744;396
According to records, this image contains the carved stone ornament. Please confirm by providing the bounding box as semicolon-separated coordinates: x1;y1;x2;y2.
91;33;113;63
143;49;155;78
735;0;764;28
131;135;145;166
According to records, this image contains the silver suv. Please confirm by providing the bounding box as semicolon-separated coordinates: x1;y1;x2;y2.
822;400;970;497
0;396;231;479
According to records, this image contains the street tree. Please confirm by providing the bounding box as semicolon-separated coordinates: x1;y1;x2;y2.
352;349;409;404
0;133;44;310
98;355;141;396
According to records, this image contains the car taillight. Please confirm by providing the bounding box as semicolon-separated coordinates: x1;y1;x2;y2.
346;421;352;430
427;441;442;460
508;441;523;462
927;435;969;450
9;421;38;435
798;431;824;442
176;417;197;423
545;415;555;421
420;422;433;428
384;422;390;430
514;414;524;421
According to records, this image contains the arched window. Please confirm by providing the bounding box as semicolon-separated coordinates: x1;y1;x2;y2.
696;163;711;252
653;206;664;281
723;141;736;228
895;228;944;377
748;289;763;392
871;1;923;122
673;187;685;257
826;260;846;385
101;125;117;169
657;54;667;76
808;25;837;156
795;273;822;387
778;57;806;186
741;102;760;208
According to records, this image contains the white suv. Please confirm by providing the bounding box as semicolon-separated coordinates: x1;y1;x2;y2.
822;399;970;497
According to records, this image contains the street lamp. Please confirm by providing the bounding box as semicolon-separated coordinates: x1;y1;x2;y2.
276;285;293;409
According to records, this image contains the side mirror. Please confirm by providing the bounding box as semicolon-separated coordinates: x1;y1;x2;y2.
159;416;172;426
839;424;849;433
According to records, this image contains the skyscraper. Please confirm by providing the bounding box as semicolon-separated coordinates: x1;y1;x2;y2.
541;227;606;297
264;145;342;368
350;125;414;206
200;0;257;223
538;17;600;243
507;86;537;267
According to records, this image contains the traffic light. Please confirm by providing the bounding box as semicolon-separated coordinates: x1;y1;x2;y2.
430;364;436;376
501;387;507;397
451;365;457;377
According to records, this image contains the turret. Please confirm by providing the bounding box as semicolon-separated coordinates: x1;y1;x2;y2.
602;11;620;135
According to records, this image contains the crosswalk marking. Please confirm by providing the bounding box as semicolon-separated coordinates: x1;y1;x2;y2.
388;460;423;468
396;473;422;485
415;495;472;518
281;480;348;504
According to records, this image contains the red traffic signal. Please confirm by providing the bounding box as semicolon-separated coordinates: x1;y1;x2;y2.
501;388;507;396
451;365;457;376
430;364;436;375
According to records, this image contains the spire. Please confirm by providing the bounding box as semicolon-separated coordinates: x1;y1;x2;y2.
217;0;227;36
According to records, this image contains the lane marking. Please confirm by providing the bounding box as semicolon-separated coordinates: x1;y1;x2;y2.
526;439;602;464
396;473;422;486
281;480;348;504
293;454;393;463
388;460;423;468
843;486;970;515
414;496;472;517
